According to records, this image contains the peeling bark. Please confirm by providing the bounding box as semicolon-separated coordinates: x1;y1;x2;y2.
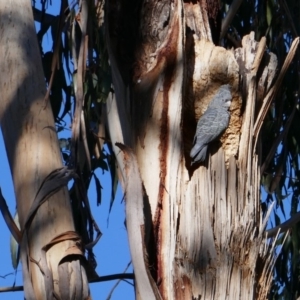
106;0;280;299
116;143;162;300
0;1;90;299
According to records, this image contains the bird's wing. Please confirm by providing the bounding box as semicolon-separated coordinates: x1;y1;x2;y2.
194;107;229;145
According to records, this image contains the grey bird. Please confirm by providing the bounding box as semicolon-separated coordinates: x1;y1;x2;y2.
190;84;232;165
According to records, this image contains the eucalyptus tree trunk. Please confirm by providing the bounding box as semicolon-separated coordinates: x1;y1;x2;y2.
106;0;278;299
0;1;90;299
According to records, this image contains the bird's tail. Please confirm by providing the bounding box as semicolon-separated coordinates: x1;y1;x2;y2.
190;144;207;164
190;144;201;158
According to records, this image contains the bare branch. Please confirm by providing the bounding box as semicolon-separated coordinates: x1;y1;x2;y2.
105;261;132;300
254;37;300;140
220;0;243;40
266;211;300;238
0;273;135;293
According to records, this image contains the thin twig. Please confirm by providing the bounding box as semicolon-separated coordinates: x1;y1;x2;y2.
220;0;243;40
261;100;296;174
281;0;298;37
0;273;14;279
253;37;300;141
105;261;132;300
0;273;135;293
266;211;300;238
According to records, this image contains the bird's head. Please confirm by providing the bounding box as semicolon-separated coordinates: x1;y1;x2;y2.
208;84;232;109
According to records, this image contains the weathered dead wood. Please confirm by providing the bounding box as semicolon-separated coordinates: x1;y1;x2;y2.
106;0;283;297
172;32;278;299
184;2;212;41
187;39;240;164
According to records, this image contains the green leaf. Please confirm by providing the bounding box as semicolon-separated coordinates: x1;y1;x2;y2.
97;158;109;173
92;73;98;88
93;173;103;206
274;212;281;226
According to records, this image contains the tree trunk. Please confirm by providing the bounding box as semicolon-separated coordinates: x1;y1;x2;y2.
106;0;277;299
0;1;90;299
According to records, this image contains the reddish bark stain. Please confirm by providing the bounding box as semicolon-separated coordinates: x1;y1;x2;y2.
154;14;181;296
174;275;192;299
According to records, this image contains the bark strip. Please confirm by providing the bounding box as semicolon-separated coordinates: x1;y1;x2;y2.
116;143;162;300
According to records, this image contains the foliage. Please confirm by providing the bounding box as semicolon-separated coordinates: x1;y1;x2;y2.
33;0;117;283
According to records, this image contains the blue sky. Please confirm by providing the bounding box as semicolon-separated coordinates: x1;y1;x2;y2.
0;2;134;299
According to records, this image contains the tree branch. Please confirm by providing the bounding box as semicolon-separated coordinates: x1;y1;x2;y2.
266;211;300;238
0;273;135;293
220;0;243;40
253;37;300;141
